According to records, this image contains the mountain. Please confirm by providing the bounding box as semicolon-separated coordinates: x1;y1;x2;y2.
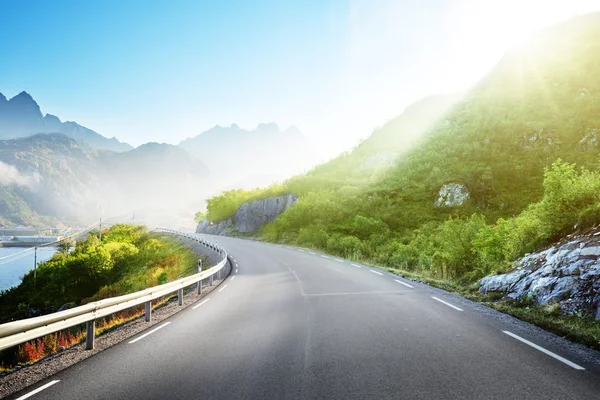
179;123;317;190
201;12;600;282
0;134;209;227
0;92;132;152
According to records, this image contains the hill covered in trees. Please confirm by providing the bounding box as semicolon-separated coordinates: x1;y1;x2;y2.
201;12;600;284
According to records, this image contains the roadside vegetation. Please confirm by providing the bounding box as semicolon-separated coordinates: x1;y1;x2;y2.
0;224;201;373
198;15;600;348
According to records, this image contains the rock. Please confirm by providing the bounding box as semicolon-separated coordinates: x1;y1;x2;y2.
479;226;600;319
234;194;297;233
478;269;530;294
579;129;599;151
580;246;600;257
197;194;297;236
435;183;470;207
196;219;233;236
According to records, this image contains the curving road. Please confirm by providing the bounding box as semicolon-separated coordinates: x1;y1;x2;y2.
7;234;600;400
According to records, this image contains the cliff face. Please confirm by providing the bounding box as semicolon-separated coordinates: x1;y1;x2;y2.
479;226;600;319
197;194;297;236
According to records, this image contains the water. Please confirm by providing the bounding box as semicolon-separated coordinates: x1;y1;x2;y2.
0;247;57;292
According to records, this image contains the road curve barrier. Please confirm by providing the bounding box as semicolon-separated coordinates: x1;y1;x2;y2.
0;229;229;351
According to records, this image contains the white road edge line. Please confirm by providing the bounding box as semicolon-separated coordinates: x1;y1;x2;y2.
298;249;305;252
351;263;362;268
431;296;463;311
192;298;211;309
369;270;383;276
129;322;171;344
218;284;228;292
309;251;316;255
321;255;329;259
236;268;239;273
503;331;585;370
335;259;344;263
15;380;60;400
394;279;414;288
231;275;236;281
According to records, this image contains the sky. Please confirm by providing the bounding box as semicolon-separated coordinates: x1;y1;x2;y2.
1;0;599;159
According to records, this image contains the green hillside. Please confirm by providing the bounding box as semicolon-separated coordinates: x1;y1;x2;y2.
203;13;600;283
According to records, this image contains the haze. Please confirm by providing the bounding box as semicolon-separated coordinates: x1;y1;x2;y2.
1;0;598;160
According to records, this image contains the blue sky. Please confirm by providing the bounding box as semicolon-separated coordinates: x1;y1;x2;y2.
1;0;599;157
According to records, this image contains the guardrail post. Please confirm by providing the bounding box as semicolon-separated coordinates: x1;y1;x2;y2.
197;279;202;294
86;320;95;350
210;275;213;286
145;301;151;322
178;288;183;306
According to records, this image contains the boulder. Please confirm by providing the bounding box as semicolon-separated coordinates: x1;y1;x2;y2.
478;227;600;319
435;183;470;207
197;194;297;236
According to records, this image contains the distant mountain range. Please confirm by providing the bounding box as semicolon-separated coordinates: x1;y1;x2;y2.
0;133;210;227
0;92;132;152
0;92;318;227
179;123;317;190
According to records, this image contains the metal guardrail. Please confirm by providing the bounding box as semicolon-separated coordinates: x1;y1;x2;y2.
0;229;228;351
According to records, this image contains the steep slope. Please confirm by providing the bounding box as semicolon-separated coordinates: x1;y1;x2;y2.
202;12;600;282
0;92;132;152
179;123;317;189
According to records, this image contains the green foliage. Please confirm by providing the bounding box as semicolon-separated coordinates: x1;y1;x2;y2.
194;210;207;223
206;185;287;222
0;225;198;322
199;14;600;287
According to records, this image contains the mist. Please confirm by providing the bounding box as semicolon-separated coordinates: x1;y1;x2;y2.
0;161;41;188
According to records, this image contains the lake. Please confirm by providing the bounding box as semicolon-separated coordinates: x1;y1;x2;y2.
0;247;57;292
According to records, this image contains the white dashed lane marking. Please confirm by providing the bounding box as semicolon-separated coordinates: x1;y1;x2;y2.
192;298;211;309
369;270;383;276
431;296;463;311
15;380;60;400
129;322;171;344
503;331;585;370
394;279;414;288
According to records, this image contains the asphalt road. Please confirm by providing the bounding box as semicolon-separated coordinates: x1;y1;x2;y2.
8;234;600;400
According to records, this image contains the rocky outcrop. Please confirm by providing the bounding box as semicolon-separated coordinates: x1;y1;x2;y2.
435;183;470;207
479;227;600;319
197;194;297;236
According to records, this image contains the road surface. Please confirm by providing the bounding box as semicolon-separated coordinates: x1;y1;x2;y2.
8;234;600;400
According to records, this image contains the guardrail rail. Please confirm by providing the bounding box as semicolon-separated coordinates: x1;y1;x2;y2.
0;229;228;351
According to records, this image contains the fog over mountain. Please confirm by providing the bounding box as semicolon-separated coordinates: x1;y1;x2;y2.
179;123;317;191
0;93;321;229
0;133;210;229
0;92;132;152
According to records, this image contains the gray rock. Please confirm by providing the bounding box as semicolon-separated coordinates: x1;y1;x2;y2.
234;194;297;233
478;269;530;294
197;194;297;236
479;227;600;319
435;183;470;207
580;246;600;257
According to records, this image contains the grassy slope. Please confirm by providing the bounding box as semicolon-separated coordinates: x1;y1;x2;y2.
200;13;600;348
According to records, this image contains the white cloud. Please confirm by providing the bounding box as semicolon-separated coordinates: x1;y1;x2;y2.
0;161;42;188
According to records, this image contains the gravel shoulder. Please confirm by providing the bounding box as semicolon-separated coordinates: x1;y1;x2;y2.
0;235;230;399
